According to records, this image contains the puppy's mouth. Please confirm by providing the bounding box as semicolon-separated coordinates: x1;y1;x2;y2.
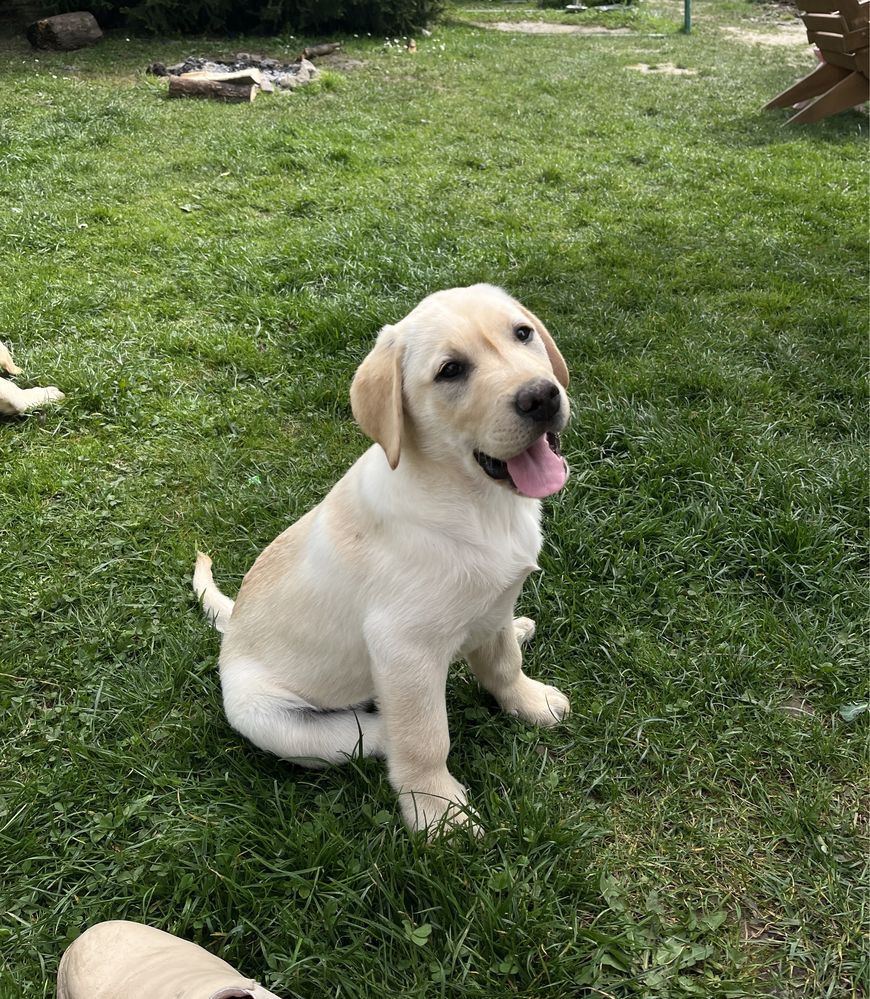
474;432;568;499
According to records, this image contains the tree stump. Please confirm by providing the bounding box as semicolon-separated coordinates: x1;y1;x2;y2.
26;11;102;51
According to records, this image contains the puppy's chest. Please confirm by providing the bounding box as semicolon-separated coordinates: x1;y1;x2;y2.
448;534;541;652
443;515;542;596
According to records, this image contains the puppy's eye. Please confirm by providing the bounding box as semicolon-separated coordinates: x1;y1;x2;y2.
436;361;466;381
515;325;534;343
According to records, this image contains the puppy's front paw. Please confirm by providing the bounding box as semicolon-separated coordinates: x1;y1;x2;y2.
500;675;570;728
42;387;65;405
398;772;480;838
513;617;536;644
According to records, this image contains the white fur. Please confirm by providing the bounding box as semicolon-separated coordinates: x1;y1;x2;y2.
194;285;571;835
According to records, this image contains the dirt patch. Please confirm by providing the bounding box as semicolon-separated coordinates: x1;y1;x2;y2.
723;24;808;47
317;52;365;72
777;695;815;719
474;21;632;35
628;63;697;76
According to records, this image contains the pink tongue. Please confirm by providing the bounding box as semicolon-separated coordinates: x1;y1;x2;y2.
506;435;568;499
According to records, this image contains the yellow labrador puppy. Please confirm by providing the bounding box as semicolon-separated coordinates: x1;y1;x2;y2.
194;285;571;834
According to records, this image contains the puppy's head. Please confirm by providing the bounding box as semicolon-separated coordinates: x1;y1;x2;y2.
351;284;570;499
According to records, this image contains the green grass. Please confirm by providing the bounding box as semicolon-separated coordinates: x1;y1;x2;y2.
0;2;867;996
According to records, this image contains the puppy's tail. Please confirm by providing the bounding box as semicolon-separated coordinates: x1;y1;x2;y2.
193;551;235;634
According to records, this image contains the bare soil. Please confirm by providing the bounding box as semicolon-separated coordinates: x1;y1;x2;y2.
722;24;808;47
628;63;697;76
474;21;632;36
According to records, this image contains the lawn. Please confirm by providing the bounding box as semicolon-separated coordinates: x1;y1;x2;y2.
0;1;867;996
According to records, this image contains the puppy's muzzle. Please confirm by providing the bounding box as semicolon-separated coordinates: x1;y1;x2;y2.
514;379;561;424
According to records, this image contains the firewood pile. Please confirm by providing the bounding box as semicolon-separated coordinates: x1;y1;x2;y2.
147;48;340;103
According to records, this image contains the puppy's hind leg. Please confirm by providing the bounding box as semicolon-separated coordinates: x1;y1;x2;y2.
0;380;64;416
222;675;385;769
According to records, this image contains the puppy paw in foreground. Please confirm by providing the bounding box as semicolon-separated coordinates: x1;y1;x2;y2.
0;340;64;415
194;285;572;836
57;921;283;999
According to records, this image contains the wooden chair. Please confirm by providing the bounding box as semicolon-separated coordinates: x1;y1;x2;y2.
765;0;869;124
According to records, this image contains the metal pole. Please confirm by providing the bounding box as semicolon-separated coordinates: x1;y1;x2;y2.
684;0;692;33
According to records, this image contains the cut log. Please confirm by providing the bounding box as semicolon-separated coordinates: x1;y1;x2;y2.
168;76;258;103
180;68;263;86
26;12;102;51
180;68;272;91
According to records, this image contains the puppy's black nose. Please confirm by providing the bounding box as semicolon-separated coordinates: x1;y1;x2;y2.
514;379;561;423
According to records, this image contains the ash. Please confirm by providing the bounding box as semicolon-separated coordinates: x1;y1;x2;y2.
147;52;320;90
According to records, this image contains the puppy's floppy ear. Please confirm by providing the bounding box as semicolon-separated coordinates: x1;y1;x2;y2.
518;304;569;389
350;326;403;469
